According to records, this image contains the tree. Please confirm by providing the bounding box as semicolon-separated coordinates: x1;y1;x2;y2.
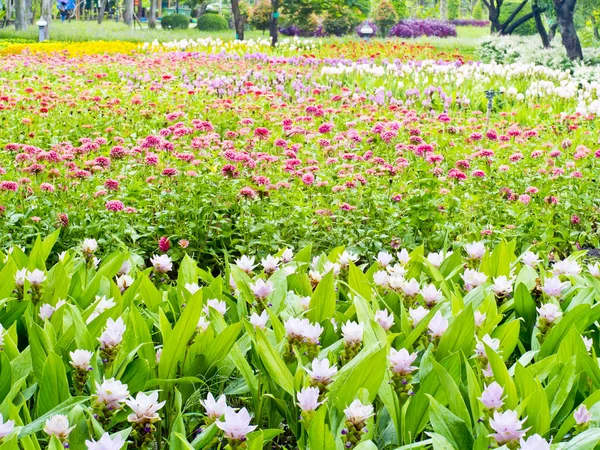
390;0;407;19
231;0;245;39
270;0;279;46
448;0;460;19
123;0;134;25
98;0;107;23
148;0;157;28
250;0;271;33
473;0;484;18
553;0;583;59
373;0;398;36
41;0;51;38
481;0;544;35
15;0;27;30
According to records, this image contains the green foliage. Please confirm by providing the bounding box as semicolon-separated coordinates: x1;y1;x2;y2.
322;7;361;35
499;1;536;35
160;13;191;30
249;0;272;31
373;0;398;36
196;12;230;30
473;0;484;20
390;0;407;19
448;0;460;20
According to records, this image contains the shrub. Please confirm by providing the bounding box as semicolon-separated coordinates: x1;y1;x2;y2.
390;0;407;20
356;20;378;38
196;12;229;31
373;0;398;36
160;13;190;30
473;0;484;20
450;18;489;26
447;0;460;20
499;1;536;35
388;19;457;38
322;9;359;36
249;0;271;32
279;14;319;36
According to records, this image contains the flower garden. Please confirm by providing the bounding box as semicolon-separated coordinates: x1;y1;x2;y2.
0;36;599;449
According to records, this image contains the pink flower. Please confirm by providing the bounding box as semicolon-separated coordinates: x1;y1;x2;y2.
253;127;270;139
302;173;315;185
479;382;504;410
340;203;355;211
158;236;170;252
574;404;591;424
179;239;189;248
105;200;124;211
489;410;528;445
40;183;55;192
389;348;418;375
162;168;179;177
239;187;257;199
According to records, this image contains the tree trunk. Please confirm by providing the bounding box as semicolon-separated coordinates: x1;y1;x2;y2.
499;0;528;32
15;0;27;29
533;4;550;47
269;0;278;46
41;0;51;38
548;21;558;40
123;0;133;24
231;0;244;39
4;0;13;28
591;15;599;41
482;0;501;32
148;0;156;28
98;0;107;23
554;0;583;60
439;0;446;19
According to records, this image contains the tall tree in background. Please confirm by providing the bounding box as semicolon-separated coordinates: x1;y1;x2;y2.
14;0;26;29
98;0;107;23
123;0;134;24
553;0;582;59
41;0;51;38
270;0;278;46
231;0;245;39
148;0;157;28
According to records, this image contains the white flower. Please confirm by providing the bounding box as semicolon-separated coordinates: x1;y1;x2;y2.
249;310;268;329
427;312;448;338
583;336;593;353
200;393;228;420
375;309;394;330
522;251;540;267
87;296;116;324
26;269;46;286
115;274;134;292
58;251;68;263
373;270;389;287
99;317;126;348
396;249;410;264
126;391;165;424
465;242;486;259
553;259;581;276
388;274;405;290
387;263;407;278
298;295;311;311
297;386;323;411
323;261;341;276
541;276;569;297
236;255;256;273
588;263;600;278
39;303;56;321
14;268;28;287
341;321;364;345
462;269;488;290
94;378;130;410
70;349;94;370
401;278;420;297
492;275;514;296
489;409;528;445
344;399;374;425
519;434;550;450
250;279;273;300
574;404;592;424
216;407;257;441
537;303;562;324
389;348;418;375
337;251;358;268
376;251;393;267
155;348;162;364
85;432;126;450
43;415;74;440
479;382;504;410
261;255;280;274
203;299;228;316
117;260;131;276
150;254;172;273
409;306;429;327
0;413;15;439
197;315;210;332
284;317;323;345
184;283;201;295
475;334;500;359
474;311;487;327
420;283;443;306
427;252;444;268
306;358;337;384
82;238;98;254
281;248;294;263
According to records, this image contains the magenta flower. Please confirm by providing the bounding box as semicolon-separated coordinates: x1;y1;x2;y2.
105;200;125;211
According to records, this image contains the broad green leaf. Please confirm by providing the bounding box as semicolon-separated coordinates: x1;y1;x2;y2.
427;396;473;450
308;270;336;323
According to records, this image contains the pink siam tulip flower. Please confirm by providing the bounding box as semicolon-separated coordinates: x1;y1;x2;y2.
297;386;323;412
488;410;528;445
478;382;504;410
519;434;550;450
389;348;418;375
216;407;257;441
574;404;591;424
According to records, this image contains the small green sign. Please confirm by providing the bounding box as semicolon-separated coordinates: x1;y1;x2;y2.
272;11;280;18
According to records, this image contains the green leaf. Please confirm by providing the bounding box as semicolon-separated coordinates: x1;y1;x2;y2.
177;254;198;288
308;406;336;450
436;304;474;360
427;396;473;450
485;343;517;410
19;396;88;437
195;322;242;376
308;270;336;323
348;262;372;302
0;353;11;405
37;352;71;416
254;328;294;396
431;360;471;428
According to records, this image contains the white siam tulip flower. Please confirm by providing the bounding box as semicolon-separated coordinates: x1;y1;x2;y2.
58;251;68;263
249;310;268;329
521;251;540;267
200;393;228;421
85;432;126;450
479;382;504;410
283;266;296;276
155;348;162;364
298;295;311;311
427;252;444;268
488;410;528;445
150;254;172;273
420;283;443;306
519;434;550;450
387;263;407;278
474;311;487;327
39;303;56;321
344;399;374;425
388;274;405;290
216;407;257;441
588;263;600;278
0;413;15;439
491;275;514;296
400;278;420;297
409;306;429;327
281;248;294;263
574;404;591;424
462;269;488;291
537;303;562;324
396;249;410;265
306;358;337;384
465;242;486;259
26;269;46;286
94;378;130;410
583;336;593;353
541;276;569;297
87;296;116;324
117;260;131;276
203;299;228;316
185;283;201;295
375;309;394;330
297;386;323;412
376;251;393;267
236;256;256;274
70;349;94;370
389;348;418;375
43;415;74;440
250;279;274;300
115;274;134;292
342;321;364;345
323;261;341;276
308;270;323;284
14;268;28;287
475;334;500;359
373;270;389;287
337;251;358;269
99;317;126;348
553;259;581;276
126;391;165;424
427;312;448;338
82;238;98;254
197;315;210;332
261;255;280;274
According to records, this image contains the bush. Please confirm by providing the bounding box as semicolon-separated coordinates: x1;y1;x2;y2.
499;1;536;36
447;0;460;20
390;0;407;20
473;0;484;20
388;19;457;38
250;0;271;32
356;20;378;38
279;14;319;36
322;9;359;36
373;0;398;36
450;19;489;26
196;12;229;31
160;14;190;30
